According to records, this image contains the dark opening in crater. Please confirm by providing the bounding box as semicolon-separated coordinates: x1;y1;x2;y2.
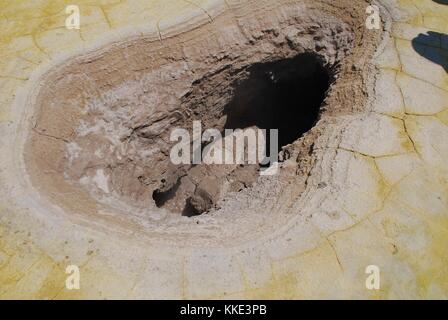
153;53;331;216
224;53;330;148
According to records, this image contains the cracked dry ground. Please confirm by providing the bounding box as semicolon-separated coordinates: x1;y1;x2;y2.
0;0;447;299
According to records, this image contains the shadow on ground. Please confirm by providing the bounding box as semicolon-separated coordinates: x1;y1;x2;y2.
412;31;448;72
432;0;448;5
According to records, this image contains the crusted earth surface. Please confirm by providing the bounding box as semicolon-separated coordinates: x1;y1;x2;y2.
1;0;447;299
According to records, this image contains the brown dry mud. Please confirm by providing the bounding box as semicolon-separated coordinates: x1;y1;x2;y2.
24;0;381;243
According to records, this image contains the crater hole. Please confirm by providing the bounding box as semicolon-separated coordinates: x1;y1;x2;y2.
153;53;331;217
224;53;330;148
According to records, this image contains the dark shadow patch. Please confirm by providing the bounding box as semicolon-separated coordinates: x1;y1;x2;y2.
152;178;182;208
412;31;448;72
224;53;330;149
432;0;448;5
182;200;201;217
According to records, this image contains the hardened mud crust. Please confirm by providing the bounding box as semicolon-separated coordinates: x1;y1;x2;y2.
23;0;383;245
